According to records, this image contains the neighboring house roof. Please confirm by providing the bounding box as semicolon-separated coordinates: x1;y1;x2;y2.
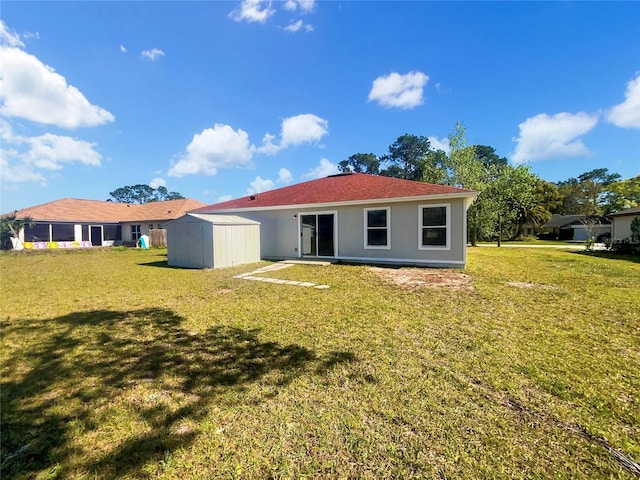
193;173;477;213
4;198;207;223
608;206;640;217
543;214;611;229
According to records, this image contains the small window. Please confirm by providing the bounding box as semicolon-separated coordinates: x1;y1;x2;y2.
364;207;390;249
131;225;141;241
149;224;154;230
419;204;450;250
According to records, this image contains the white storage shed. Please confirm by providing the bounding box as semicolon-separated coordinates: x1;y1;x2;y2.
167;213;260;269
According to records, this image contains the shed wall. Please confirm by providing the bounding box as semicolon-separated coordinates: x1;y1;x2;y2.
212;224;261;268
167;219;214;269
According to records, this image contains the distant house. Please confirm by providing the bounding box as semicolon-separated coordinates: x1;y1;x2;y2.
187;173;477;268
540;214;612;242
608;206;640;241
4;198;206;249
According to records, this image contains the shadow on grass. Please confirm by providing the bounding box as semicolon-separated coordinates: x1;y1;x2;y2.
138;260;177;268
1;308;355;478
572;250;640;264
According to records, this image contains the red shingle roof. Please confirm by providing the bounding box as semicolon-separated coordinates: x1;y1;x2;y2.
4;198;207;222
193;173;476;212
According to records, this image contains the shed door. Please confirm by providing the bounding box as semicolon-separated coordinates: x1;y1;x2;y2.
300;213;335;257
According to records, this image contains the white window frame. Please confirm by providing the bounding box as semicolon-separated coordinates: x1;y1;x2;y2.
131;224;141;241
364;207;391;250
418;203;451;251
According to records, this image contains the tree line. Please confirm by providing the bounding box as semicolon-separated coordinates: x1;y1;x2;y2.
338;122;639;244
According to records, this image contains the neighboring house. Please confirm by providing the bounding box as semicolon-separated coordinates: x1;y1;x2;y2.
608;206;640;241
540;214;612;242
4;198;207;249
188;173;477;268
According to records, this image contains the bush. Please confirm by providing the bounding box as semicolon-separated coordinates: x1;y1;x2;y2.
607;238;640;255
513;235;539;242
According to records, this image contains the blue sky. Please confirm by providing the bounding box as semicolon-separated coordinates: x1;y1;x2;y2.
1;1;639;213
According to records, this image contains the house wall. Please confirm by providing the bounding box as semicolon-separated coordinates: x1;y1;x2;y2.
612;215;638;240
226;197;469;267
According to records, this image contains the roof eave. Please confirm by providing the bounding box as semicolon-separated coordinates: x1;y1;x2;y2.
196;191;478;214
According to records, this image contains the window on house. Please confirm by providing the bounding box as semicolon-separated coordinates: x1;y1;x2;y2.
131;225;141;241
419;204;450;249
51;224;74;241
149;224;154;230
364;207;390;249
104;225;122;241
24;223;50;242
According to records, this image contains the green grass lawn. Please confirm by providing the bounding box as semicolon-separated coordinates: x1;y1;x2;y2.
1;247;638;479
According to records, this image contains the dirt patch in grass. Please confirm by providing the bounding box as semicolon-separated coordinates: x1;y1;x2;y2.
369;266;474;291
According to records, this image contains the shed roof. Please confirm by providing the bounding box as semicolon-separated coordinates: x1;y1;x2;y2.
4;198;207;223
178;213;260;225
193;173;476;213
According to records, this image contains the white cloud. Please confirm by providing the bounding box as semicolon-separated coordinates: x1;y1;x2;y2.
0;125;102;184
218;194;233;202
258;133;279;155
120;45;127;53
0;20;25;48
149;177;166;189
511;112;599;163
0;154;46;185
0;46;115;129
368;71;429;109
428;136;450;154
21;133;102;170
281;113;328;147
141;48;165;61
607;74;640;129
246;168;292;195
229;0;275;23
247;176;275;194
277;167;293;184
168;124;254;177
258;113;328;155
303;158;338;179
284;0;315;12
284;20;314;33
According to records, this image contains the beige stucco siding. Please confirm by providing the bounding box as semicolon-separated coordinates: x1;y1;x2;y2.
612;215;639;240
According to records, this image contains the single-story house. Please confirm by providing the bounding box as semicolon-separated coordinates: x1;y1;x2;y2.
540;214;612;242
187;173;478;268
3;198;207;249
608;206;640;240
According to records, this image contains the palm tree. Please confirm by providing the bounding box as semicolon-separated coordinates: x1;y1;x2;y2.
0;214;35;250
